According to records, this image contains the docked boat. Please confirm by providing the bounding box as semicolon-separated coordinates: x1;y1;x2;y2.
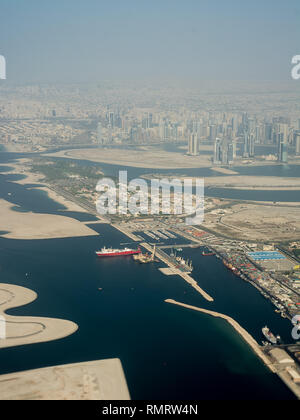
96;246;141;257
202;250;215;256
262;326;277;344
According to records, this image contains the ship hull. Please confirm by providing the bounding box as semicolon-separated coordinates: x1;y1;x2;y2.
262;327;277;344
96;250;141;257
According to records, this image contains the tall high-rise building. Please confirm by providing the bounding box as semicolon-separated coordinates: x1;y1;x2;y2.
192;121;202;135
213;138;234;165
242;112;248;130
255;126;262;144
109;112;114;128
276;123;289;162
243;131;249;157
188;133;199;155
209;125;217;142
295;133;300;155
278;135;288;162
115;114;122;128
264;123;273;144
142;116;148;130
213;138;222;164
248;118;256;133
159;120;164;140
231;115;239;137
249;133;255;156
232;140;237;160
226;141;234;164
97;122;102;144
243;130;255;158
163;123;169;141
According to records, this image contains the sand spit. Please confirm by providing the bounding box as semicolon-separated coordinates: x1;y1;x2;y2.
46;147;213;168
210;167;239;175
165;299;275;372
36;185;92;213
0;198;97;240
0;283;78;349
0;158;43;185
4;160;91;214
205;175;300;190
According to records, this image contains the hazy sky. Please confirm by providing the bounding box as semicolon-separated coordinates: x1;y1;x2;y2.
1;0;300;83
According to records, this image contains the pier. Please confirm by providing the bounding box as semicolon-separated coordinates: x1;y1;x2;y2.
113;224;143;242
157;243;195;249
141;243;214;302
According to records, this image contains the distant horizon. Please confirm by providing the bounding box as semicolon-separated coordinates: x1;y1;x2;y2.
1;78;300;90
1;0;300;84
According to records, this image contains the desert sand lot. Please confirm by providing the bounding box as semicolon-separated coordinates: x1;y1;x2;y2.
0;358;130;400
204;203;300;241
47;147;213;168
204;175;300;190
0;198;96;239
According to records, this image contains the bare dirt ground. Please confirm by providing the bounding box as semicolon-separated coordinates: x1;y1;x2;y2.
0;198;96;239
204;203;300;242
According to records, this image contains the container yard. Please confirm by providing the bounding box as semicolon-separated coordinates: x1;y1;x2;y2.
212;247;300;321
247;251;295;271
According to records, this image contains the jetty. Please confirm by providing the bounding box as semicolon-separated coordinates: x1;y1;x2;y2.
140;243;213;302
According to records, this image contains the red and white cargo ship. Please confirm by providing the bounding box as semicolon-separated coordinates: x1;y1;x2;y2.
95;246;141;257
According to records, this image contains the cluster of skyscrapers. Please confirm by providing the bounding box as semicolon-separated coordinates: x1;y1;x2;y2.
187;113;300;165
95;106;300;165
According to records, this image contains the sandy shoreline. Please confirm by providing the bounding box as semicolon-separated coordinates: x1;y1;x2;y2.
142;173;300;191
0;158;103;239
0;198;97;240
0;158;44;185
0;283;78;349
